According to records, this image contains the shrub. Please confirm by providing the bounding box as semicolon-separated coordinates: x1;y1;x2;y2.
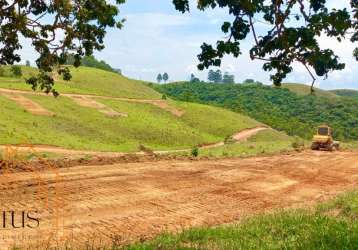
0;67;4;77
224;135;236;144
11;65;22;77
139;144;154;155
191;146;199;157
162;94;167;100
292;136;305;151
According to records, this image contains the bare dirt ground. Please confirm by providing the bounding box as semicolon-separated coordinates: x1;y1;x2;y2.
0;150;357;249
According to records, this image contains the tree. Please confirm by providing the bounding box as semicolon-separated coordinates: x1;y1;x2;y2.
26;60;31;67
173;0;357;92
157;73;163;83
223;72;235;84
208;70;216;82
163;73;169;83
214;70;223;83
114;69;122;75
190;73;200;83
0;1;125;96
243;79;255;84
208;69;222;83
11;65;22;77
243;79;263;85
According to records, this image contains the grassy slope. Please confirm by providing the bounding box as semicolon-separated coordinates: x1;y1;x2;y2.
174;129;297;158
0;93;260;152
282;83;339;99
0;66;161;99
123;191;358;249
200;129;297;157
0;66;295;153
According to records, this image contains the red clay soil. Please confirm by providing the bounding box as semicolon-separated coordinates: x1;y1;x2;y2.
0;150;357;249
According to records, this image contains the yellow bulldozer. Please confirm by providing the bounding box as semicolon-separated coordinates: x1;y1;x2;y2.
311;125;340;151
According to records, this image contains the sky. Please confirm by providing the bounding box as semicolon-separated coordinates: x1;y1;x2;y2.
20;0;358;90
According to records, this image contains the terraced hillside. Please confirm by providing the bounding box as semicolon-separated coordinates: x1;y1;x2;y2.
0;66;263;152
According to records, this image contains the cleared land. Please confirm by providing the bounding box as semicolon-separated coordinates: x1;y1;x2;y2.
1;150;357;249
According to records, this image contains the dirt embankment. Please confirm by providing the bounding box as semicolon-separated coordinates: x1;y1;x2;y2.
0;150;357;249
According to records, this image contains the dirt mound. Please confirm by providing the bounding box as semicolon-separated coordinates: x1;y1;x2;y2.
0;92;54;116
1;150;357;248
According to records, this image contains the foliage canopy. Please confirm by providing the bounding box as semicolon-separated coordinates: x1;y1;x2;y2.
173;0;358;90
0;0;125;95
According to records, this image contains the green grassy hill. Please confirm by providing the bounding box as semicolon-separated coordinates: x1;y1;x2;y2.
0;66;270;152
282;83;339;99
0;66;161;99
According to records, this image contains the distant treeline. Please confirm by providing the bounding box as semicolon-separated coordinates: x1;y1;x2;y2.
332;89;358;99
155;82;358;141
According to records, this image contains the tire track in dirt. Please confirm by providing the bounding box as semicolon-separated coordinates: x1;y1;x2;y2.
0;151;357;249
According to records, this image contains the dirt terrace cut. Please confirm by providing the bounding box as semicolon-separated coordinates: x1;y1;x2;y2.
68;95;127;117
0;92;54;116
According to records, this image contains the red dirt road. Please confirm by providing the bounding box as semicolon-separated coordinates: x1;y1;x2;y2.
0;150;357;249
